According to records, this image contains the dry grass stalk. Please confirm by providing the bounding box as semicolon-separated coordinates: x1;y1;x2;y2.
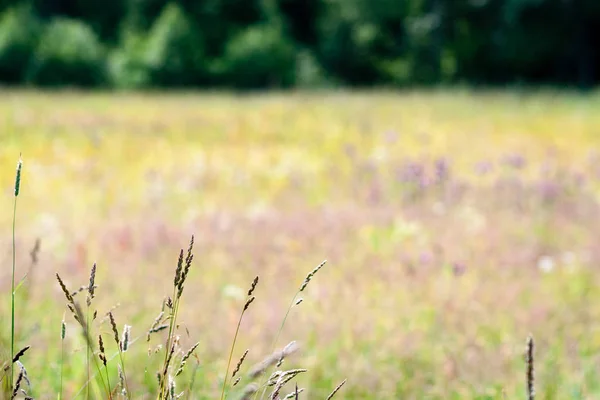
148;324;169;339
56;273;75;305
118;364;126;396
325;379;347;400
248;276;259;296
12;346;30;364
15;361;31;394
270;369;308;400
173;250;184;295
11;368;23;399
148;311;166;341
121;325;131;352
56;274;94;348
244;297;255;311
239;383;259;400
87;263;97;306
220;276;260;400
108;312;120;346
168;375;176;399
284;385;303;399
98;335;107;367
248;341;299;379
177;236;194;299
526;335;535;400
299;260;326;292
232;349;249;379
175;342;199;376
159;236;195;399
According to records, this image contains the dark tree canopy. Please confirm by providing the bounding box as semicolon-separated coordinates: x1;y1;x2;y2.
0;0;598;88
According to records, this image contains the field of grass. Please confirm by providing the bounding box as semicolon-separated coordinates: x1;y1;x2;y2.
2;89;600;399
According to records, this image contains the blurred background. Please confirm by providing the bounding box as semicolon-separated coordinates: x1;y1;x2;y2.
0;0;599;89
1;1;600;400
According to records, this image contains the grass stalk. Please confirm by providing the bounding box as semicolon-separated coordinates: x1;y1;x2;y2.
86;307;90;400
117;348;131;398
526;335;535;400
59;319;66;400
220;277;258;400
10;156;22;392
255;261;325;400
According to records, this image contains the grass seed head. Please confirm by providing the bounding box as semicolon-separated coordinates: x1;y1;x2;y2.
175;342;199;376
98;335;105;354
526;334;535;400
232;349;249;378
14;156;22;197
177;235;195;298
118;364;126;396
243;296;255;311
121;324;131;352
173;249;184;291
56;273;74;304
12;346;30;364
16;361;31;392
87;263;97;305
108;312;120;346
12;367;23;398
300;260;326;292
248;276;259;296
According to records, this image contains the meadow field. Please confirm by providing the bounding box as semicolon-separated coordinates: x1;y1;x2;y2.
1;89;600;399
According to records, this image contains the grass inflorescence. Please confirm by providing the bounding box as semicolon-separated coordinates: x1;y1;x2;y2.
1;154;345;399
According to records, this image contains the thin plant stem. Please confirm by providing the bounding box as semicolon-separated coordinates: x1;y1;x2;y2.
59;340;64;400
254;293;299;400
86;307;90;400
59;319;65;400
117;349;131;398
186;362;200;400
103;364;111;399
220;308;248;400
10;194;17;391
10;156;21;392
158;285;179;399
73;335;142;399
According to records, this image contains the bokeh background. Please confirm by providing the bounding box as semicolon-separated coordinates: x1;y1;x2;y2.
1;1;600;399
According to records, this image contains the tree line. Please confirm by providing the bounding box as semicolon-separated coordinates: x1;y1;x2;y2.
0;0;598;89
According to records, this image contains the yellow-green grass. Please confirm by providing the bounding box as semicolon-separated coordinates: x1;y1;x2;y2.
2;89;600;398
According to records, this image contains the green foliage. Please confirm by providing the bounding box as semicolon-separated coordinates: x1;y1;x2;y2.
0;6;40;84
108;32;151;89
143;3;206;87
0;0;599;88
222;24;296;89
27;18;105;87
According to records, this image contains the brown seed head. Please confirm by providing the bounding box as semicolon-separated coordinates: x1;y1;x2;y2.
248;276;259;296
299;260;326;292
232;349;249;378
108;312;120;346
